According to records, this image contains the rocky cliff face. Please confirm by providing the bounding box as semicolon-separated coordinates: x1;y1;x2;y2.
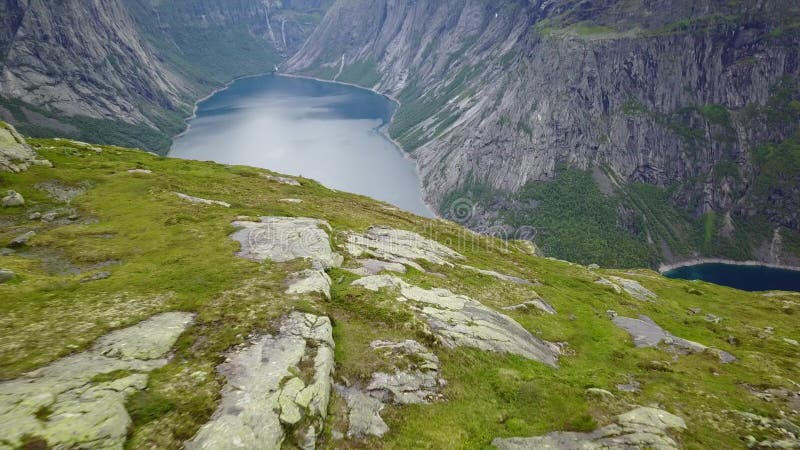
287;0;800;267
0;0;330;150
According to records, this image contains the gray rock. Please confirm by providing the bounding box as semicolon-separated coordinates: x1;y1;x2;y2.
503;298;556;315
0;269;14;283
345;226;464;271
616;377;642;393
287;269;332;299
688;307;702;315
279;198;303;204
127;169;152;174
0;312;194;449
0;122;38;173
187;313;334;450
1;190;24;207
353;276;560;366
8;231;35;248
349;258;407;276
337;386;389;438
492;406;687;450
367;340;442;404
585;388;615;399
588;263;600;270
41;211;59;222
230;217;343;269
27;212;41;220
174;192;231;208
459;264;533;284
264;174;302;186
613;315;736;363
606;310;618;319
80;271;111;283
705;313;722;324
35;180;87;203
607;276;657;301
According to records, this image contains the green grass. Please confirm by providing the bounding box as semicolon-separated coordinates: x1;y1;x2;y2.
1;136;799;448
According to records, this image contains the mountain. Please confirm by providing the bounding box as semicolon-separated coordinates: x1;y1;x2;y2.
286;0;800;268
0;122;798;448
0;0;331;151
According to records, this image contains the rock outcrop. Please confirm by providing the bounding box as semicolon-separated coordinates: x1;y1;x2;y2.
493;406;687;450
613;315;736;363
0;122;40;172
337;339;443;439
187;312;334;450
353;275;560;366
174;192;231;208
230;217;343;269
0;312;195;449
345;226;464;271
596;276;657;301
287;269;333;299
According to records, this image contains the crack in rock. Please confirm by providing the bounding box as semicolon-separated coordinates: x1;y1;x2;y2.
344;226;464;271
230;217;343;269
352;276;559;366
613;315;736;363
0;312;195;449
493;406;687;450
186;312;334;450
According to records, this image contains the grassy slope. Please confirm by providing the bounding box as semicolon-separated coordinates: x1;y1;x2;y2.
0;140;798;448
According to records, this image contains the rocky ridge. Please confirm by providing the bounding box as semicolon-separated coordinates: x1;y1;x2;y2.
0;135;798;448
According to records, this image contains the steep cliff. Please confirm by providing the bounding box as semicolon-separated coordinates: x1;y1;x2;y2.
0;0;330;151
287;0;800;267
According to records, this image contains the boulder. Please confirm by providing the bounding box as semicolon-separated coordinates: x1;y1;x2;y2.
503;298;557;315
336;386;389;438
0;122;41;173
1;190;24;207
8;231;35;248
0;269;14;283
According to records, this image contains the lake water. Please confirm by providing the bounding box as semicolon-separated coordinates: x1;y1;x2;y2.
169;75;434;217
664;263;800;292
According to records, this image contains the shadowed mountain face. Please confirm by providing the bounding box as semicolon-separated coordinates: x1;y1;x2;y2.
0;0;331;150
286;0;800;267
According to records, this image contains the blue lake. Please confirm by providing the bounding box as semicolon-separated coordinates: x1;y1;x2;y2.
664;263;800;292
169;74;434;217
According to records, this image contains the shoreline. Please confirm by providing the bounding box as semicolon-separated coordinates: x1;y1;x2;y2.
170;71;276;148
659;258;800;274
171;70;440;219
277;72;440;219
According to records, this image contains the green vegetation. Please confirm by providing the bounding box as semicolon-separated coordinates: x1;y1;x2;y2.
1;135;799;448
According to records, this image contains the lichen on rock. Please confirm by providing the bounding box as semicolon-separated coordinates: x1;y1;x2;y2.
0;312;195;449
352;275;560;366
345;226;464;271
230;216;343;269
186;312;335;450
492;406;687;450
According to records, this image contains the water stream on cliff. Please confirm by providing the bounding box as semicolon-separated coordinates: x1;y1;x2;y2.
169;74;434;217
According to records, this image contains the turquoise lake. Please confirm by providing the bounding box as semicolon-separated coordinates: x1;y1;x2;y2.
169;75;434;217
